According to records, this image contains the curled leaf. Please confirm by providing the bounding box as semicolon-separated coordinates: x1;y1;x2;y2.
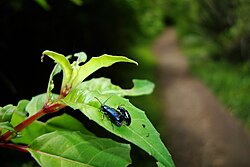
42;50;72;90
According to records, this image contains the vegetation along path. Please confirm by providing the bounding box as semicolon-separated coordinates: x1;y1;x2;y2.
153;28;250;167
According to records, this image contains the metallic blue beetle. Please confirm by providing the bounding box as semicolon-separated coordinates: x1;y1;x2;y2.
95;97;131;127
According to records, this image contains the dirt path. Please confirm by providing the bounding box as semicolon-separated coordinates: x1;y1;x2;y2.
153;28;250;167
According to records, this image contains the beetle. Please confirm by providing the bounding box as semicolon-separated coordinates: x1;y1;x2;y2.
94;97;131;127
117;106;131;126
95;97;124;127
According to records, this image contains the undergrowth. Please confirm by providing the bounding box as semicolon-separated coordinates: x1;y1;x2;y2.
182;35;250;128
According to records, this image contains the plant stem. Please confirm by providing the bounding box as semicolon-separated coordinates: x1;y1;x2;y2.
0;143;28;153
0;102;66;142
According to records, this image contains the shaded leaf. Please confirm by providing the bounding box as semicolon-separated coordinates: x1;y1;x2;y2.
11;111;46;144
35;0;50;10
25;94;59;117
0;104;16;122
47;64;61;99
74;52;87;64
25;94;47;117
16;99;29;116
0;122;15;133
46;113;94;136
70;0;84;6
11;111;93;144
28;131;131;167
0;100;28;137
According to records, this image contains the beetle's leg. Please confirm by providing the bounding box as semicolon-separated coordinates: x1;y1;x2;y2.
101;113;105;120
111;122;114;130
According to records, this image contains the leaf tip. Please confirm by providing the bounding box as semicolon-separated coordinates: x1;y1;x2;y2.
42;50;52;55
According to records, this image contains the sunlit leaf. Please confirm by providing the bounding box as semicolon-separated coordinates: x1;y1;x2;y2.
75;78;154;97
28;131;131;167
63;78;174;166
71;54;138;88
42;50;72;90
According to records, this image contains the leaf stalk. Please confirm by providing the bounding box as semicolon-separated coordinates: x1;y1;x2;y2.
0;102;66;142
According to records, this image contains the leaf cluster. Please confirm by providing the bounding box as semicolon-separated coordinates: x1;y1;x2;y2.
0;51;174;167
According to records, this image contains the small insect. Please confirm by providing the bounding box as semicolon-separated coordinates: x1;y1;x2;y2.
95;97;131;127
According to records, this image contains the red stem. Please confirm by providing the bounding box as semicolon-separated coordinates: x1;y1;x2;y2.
0;102;66;142
0;143;28;153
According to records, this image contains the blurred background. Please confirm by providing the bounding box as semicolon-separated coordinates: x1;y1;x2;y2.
0;0;249;166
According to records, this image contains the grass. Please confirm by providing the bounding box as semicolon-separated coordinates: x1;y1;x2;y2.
191;60;250;127
181;35;250;128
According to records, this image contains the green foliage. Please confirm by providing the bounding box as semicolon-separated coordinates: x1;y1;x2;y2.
0;105;16;123
173;0;250;129
169;0;250;62
127;0;166;39
0;105;16;134
0;51;175;167
190;60;250;128
28;131;131;167
10;97;92;144
34;0;50;10
63;78;173;166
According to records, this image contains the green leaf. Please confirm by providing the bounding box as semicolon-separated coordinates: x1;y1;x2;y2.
45;113;94;136
25;93;59;117
35;0;50;10
11;111;46;144
63;79;174;166
16;99;30;116
157;161;166;167
0;100;28;137
11;112;93;144
25;94;47;117
42;50;73;90
0;122;15;133
71;54;138;88
125;79;155;96
74;52;87;64
75;78;154;97
11;94;91;144
47;64;62;99
0;104;16;122
70;0;84;6
28;131;131;167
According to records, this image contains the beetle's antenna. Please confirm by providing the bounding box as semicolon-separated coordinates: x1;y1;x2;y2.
94;97;102;105
103;95;113;105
